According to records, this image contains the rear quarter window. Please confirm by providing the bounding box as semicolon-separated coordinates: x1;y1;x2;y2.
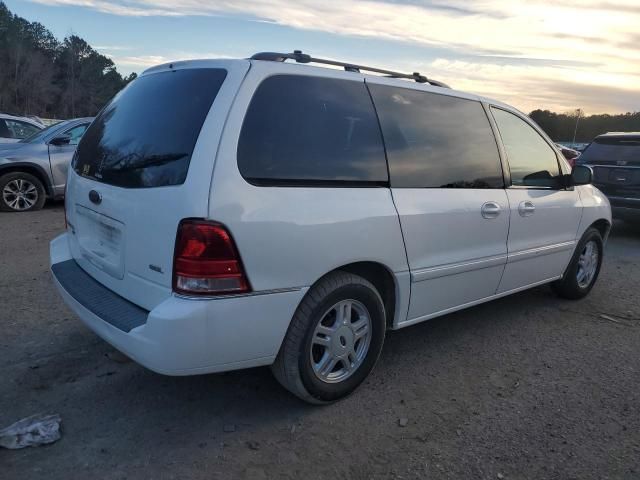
74;68;227;188
237;75;388;185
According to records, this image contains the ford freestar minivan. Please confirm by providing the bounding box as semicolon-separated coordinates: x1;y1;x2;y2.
50;52;611;403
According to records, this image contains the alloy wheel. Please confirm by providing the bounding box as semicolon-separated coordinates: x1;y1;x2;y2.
2;179;38;211
310;299;372;384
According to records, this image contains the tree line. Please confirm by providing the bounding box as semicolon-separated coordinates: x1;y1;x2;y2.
528;110;640;143
0;1;135;119
2;1;640;137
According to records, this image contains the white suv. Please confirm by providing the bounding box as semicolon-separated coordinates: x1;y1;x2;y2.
50;51;611;403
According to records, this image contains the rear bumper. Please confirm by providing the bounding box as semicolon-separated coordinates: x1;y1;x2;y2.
50;233;307;375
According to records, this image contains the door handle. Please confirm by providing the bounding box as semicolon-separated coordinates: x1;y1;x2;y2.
481;201;501;219
518;201;535;217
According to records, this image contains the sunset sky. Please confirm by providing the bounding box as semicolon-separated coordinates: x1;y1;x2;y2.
7;0;640;114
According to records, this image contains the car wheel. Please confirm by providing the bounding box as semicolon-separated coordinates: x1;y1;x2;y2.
552;227;603;300
0;172;46;212
271;271;386;404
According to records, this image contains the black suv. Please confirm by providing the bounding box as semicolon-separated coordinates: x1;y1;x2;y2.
578;132;640;220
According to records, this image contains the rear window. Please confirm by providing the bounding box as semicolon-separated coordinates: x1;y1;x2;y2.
368;84;503;189
74;68;227;188
237;75;387;186
579;137;640;166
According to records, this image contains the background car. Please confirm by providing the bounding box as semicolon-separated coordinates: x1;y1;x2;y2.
0;117;93;211
577;132;640;220
0;113;44;143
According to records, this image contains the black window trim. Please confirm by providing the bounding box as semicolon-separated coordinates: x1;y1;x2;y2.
238;73;390;189
245;178;389;188
489;105;567;191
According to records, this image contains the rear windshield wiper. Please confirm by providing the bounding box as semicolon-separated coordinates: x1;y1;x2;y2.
107;153;189;171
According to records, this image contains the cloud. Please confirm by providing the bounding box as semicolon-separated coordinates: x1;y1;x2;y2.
104;51;232;70
28;0;640;113
94;45;132;51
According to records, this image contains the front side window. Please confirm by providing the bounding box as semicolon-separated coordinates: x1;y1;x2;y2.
369;84;504;189
64;124;89;145
491;108;561;188
237;75;387;185
6;120;40;139
0;120;10;138
75;68;227;188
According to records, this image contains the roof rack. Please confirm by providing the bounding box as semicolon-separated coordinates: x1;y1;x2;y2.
250;50;450;88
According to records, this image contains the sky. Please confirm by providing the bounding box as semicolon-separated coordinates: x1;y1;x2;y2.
6;0;640;114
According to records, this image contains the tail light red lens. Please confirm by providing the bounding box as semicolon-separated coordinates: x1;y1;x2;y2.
173;220;250;295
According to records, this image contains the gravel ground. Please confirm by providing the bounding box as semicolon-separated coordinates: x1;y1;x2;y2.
1;203;639;479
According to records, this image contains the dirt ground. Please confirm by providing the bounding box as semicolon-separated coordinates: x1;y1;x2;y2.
1;203;639;479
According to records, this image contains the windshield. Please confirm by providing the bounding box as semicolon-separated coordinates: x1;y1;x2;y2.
19;121;67;144
74;68;227;188
580;137;640;165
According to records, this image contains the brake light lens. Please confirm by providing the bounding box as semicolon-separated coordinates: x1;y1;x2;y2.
173;220;250;295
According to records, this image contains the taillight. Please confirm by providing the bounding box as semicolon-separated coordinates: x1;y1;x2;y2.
173;220;251;296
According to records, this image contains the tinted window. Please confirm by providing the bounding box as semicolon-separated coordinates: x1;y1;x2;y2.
6;120;40;139
75;68;227;188
238;75;387;185
579;137;640;166
369;85;503;189
491;108;560;188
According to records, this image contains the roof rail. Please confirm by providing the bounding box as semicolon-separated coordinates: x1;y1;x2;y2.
250;50;450;88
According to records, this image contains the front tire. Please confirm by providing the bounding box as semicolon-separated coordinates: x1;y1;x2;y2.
552;227;603;299
272;271;386;404
0;172;46;212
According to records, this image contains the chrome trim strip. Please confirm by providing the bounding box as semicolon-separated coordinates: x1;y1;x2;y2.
174;286;304;301
607;196;640;203
411;254;507;283
587;164;640;169
507;241;575;264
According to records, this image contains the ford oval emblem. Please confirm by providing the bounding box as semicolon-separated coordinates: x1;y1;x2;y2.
88;190;102;205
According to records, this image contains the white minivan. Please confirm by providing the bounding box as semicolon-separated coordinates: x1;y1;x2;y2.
50;52;611;403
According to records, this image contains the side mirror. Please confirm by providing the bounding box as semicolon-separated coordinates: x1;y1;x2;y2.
570;165;592;186
49;134;72;146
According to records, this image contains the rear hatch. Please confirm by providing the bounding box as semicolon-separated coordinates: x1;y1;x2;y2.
64;60;248;310
578;135;640;203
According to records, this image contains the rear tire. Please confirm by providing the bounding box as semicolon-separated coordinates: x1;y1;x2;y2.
0;172;46;212
552;228;603;299
271;271;386;404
